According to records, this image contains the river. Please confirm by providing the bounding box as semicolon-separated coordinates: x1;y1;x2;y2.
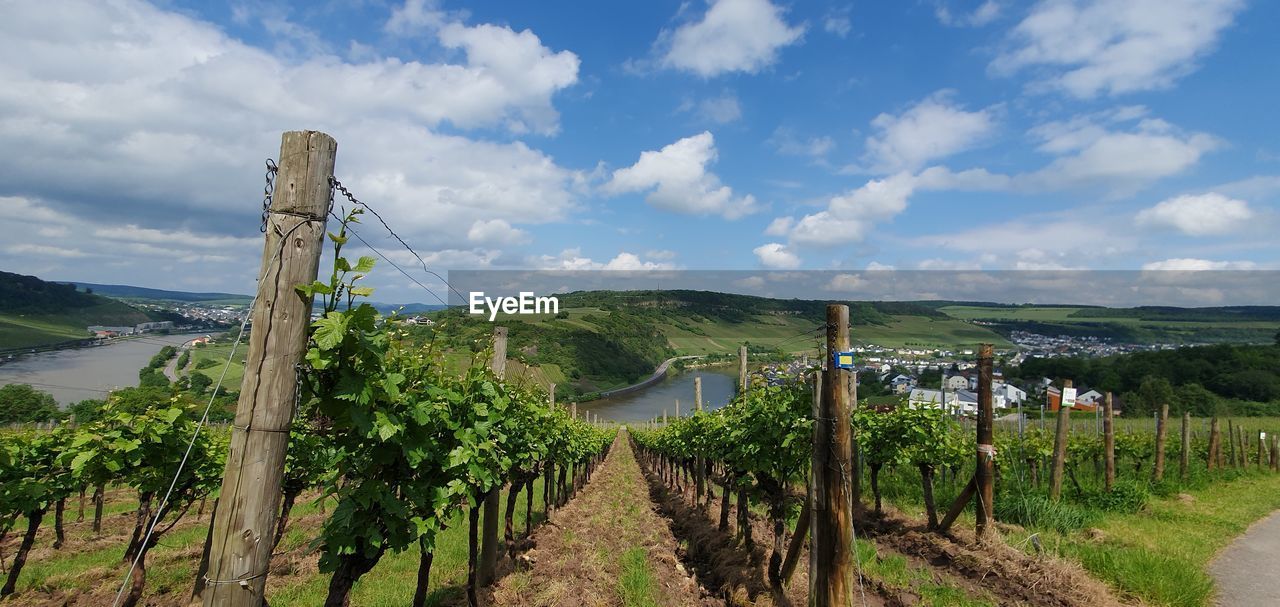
581;366;738;421
0;333;204;406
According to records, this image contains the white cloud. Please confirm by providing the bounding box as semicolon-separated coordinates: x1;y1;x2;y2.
467;219;531;245
734;275;766;288
764;216;794;236
1141;258;1258;271
935;1;1002;27
866;261;896;271
753;243;801;269
823;10;852;37
645;249;678;261
769;128;835;160
991;0;1245;98
660;0;805;77
914;217;1136;269
858;91;997;173
0;0;586;294
1135;193;1254;236
1027;115;1218;194
4;243;89;258
823;273;866;292
603;132;759;219
686;93;743;124
534;248;674;270
787;172;917;247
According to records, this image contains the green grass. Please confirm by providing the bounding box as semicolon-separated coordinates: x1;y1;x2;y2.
853;538;996;607
1002;471;1280;606
9;478;555;606
0;299;152;349
186;343;247;388
849;315;1014;349
617;547;658;607
0;313;93;349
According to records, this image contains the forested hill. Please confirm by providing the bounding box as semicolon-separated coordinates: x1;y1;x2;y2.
0;270;153;349
556;289;948;325
1011;340;1280;416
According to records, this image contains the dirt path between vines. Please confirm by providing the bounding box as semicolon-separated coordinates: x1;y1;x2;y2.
486;430;716;607
1209;509;1280;606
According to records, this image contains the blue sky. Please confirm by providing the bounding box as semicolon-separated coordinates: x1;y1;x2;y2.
1;0;1277;303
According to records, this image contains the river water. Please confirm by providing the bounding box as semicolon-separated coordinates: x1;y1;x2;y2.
0;333;203;406
581;366;738;421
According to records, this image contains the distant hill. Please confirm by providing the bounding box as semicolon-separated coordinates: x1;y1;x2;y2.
1;271;154;349
62;282;253;305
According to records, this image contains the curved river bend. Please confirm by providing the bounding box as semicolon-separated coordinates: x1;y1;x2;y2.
581;366;738;422
0;333;204;406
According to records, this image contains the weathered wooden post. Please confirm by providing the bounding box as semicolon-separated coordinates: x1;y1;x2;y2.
1258;430;1266;469
694;376;704;504
478;327;507;587
975;344;995;539
204;131;335;607
739;344;748;393
1048;380;1073;501
809;305;854;607
1227;420;1237;468
1271;434;1279;472
1208;417;1221;471
1237;425;1247;468
1180;411;1191;480
1154;404;1169;481
1104;392;1115;491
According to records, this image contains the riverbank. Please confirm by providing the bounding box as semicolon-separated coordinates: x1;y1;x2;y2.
0;332;206;405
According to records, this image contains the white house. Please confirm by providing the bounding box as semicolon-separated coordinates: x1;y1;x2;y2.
1076;390;1103;407
996;383;1027;406
945;375;969;391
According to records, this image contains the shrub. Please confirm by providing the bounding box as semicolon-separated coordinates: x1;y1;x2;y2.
1083;479;1150;513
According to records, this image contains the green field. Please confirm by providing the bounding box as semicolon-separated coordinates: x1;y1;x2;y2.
186;343;248;389
0;313;91;349
488;306;1012;354
940;305;1280;344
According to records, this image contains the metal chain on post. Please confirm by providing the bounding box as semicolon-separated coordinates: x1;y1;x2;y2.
260;159;278;233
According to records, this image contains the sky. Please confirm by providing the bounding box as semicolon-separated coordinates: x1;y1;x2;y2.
1;0;1278;304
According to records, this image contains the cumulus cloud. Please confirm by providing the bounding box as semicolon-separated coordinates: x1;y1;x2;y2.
1135;193;1253;236
1141;258;1258;271
534;248;675;270
1026;114;1219;194
602;132;759;219
659;0;805;77
857;91;998;174
0;0;585;293
753;243;801;269
467;219;531;245
786;172;917;247
823;273;866;292
991;0;1245;98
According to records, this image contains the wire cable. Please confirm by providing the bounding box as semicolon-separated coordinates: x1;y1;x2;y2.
329;178;467;304
333;211;451;308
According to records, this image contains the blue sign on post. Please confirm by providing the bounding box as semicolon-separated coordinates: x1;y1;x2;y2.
833;351;856;370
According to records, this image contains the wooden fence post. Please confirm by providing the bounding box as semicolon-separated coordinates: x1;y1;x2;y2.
1208;417;1220;471
1180;412;1190;480
739;345;748;393
1258;429;1265;469
203;131;336;607
1153;404;1168;482
694;376;704;504
1237;425;1247;469
1048;380;1073;501
975;344;995;539
810;305;854;607
1103;392;1115;492
1227;420;1237;468
478;327;507;587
